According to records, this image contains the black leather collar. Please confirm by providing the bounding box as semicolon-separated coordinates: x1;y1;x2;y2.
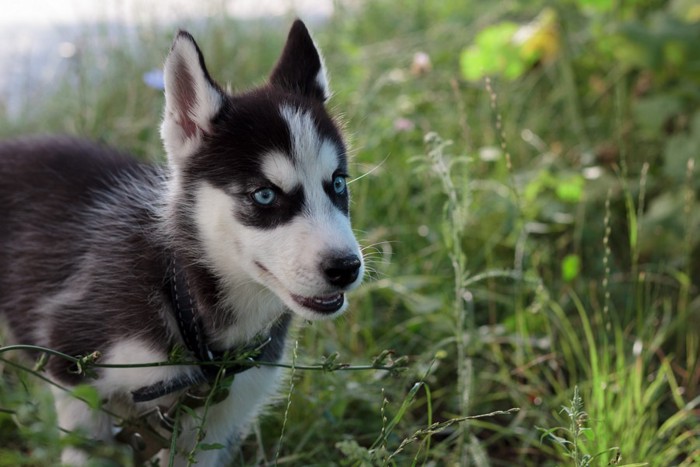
130;254;271;403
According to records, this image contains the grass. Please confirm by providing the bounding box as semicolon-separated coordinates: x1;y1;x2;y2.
1;0;699;465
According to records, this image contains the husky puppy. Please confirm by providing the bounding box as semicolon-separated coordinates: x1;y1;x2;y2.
0;20;363;465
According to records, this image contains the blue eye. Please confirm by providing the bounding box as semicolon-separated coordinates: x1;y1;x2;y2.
332;175;347;195
252;187;276;206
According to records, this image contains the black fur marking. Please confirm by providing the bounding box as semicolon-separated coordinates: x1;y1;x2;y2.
192;90;294;185
237;184;306;230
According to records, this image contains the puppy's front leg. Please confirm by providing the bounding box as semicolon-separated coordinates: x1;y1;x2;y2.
163;366;283;467
52;387;113;466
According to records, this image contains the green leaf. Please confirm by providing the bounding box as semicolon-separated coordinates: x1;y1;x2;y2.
543;430;574;448
70;385;101;410
561;254;581;282
460;22;527;81
179;405;199;421
555;175;585;202
580;427;595;441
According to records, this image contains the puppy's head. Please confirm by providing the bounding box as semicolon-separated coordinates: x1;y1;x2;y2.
161;20;363;320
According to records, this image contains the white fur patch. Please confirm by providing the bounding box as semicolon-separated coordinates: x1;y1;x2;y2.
280;105;322;165
279;104;344;219
170;366;283;465
52;387;113;465
261;152;299;193
95;338;194;399
193;182;287;347
315;70;330;101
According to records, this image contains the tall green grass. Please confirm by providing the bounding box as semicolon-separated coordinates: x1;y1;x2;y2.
1;1;698;465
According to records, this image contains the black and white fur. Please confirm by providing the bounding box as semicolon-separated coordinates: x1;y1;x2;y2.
0;20;363;465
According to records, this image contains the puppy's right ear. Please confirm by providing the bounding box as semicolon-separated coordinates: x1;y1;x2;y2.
161;31;224;167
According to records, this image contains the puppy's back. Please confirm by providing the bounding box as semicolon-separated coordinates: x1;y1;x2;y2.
0;136;142;211
0;136;167;360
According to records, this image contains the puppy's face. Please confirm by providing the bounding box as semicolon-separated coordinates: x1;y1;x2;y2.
161;22;363;320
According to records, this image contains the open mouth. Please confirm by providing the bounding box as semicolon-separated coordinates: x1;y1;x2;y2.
292;293;345;314
255;261;346;315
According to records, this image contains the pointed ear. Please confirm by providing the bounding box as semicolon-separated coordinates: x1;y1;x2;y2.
160;31;224;166
269;19;330;102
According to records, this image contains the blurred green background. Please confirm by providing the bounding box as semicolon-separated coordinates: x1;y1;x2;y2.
0;0;698;465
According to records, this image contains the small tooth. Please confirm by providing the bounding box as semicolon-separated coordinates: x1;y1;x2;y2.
313;295;340;305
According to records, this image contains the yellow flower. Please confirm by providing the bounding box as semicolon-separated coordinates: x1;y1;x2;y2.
513;8;560;64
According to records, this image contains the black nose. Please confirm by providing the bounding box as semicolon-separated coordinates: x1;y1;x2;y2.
323;254;361;287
